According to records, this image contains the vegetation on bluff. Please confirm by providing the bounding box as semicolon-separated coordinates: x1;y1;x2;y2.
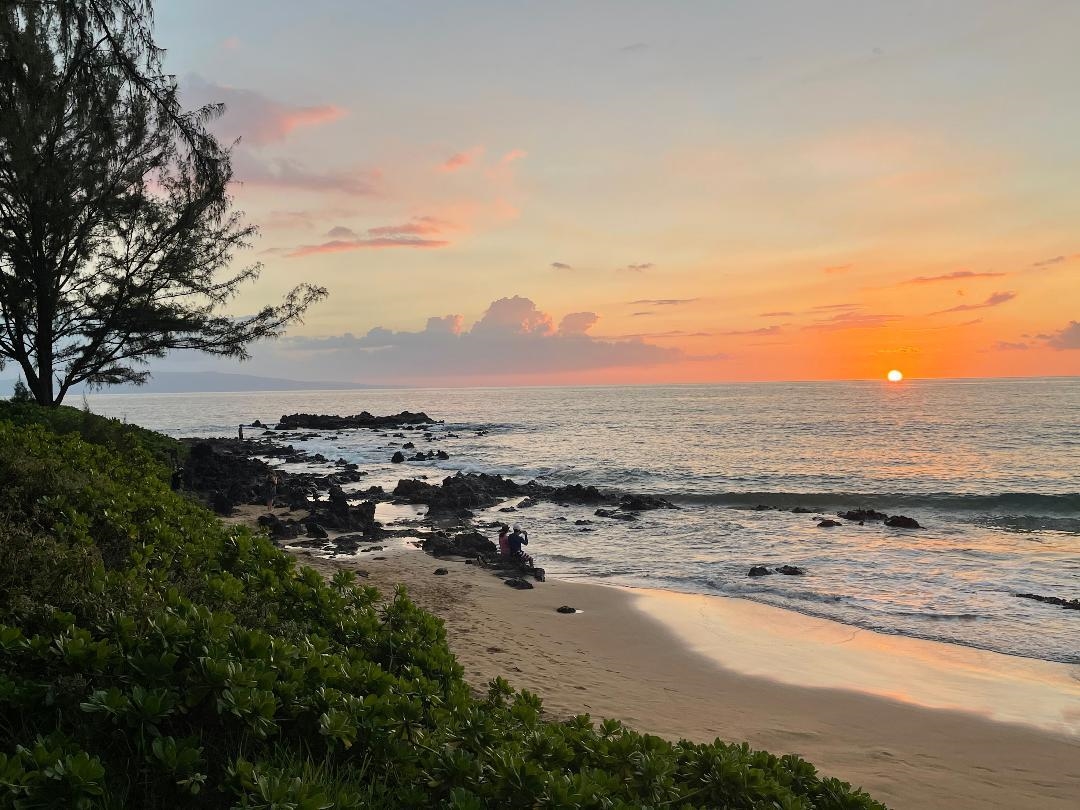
0;406;886;808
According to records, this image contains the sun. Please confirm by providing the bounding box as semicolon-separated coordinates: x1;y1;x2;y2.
887;369;904;382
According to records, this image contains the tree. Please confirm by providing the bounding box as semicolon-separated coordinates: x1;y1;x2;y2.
0;1;327;406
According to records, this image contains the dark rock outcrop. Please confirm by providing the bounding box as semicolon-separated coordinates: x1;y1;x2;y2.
748;566;772;577
839;509;888;522
817;519;842;527
277;411;437;430
1015;593;1080;611
434;568;449;576
422;529;499;558
556;605;577;614
776;565;806;576
595;508;638;521
619;494;675;511
884;515;921;529
504;578;534;590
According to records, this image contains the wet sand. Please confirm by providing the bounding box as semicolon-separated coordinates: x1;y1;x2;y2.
235;507;1080;809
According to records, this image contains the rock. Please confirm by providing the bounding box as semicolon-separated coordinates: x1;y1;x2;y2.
518;497;541;508
839;509;888;522
619;494;675;511
251;419;265;428
595;508;638;521
412;453;427;461
753;504;774;511
499;507;517;513
434;568;449;575
276;411;437;430
574;519;592;525
776;565;806;576
360;545;384;553
306;523;328;539
556;605;577;614
436;450;450;460
533;567;546;582
884;515;921;529
421;529;499;559
1015;593;1080;611
402;441;415;449
211;491;233;516
748;566;772;577
817;519;842;527
391;451;405;463
791;507;816;514
504;578;534;590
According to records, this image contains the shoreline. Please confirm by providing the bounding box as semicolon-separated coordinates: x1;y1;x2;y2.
260;514;1080;810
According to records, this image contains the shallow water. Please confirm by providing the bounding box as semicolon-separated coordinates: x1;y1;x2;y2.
85;378;1080;663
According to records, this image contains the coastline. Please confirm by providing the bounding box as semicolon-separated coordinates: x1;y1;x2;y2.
268;519;1080;810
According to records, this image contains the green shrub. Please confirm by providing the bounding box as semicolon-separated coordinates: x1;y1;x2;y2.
0;418;887;808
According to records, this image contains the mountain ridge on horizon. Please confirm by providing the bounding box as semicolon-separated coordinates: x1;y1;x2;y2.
0;370;389;396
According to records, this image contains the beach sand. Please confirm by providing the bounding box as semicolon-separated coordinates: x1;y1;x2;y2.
236;508;1080;809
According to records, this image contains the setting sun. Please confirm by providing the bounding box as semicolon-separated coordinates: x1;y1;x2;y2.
887;370;904;382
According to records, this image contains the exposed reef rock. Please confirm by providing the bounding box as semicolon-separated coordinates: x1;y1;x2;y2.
276;411;437;430
1015;593;1080;611
884;515;921;529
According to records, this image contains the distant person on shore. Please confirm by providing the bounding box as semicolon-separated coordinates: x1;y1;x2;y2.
497;524;511;556
238;423;244;441
508;524;532;566
263;473;280;511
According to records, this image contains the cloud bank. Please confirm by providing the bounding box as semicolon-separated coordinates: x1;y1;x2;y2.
276;296;682;380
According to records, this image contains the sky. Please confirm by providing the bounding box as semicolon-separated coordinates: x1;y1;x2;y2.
154;0;1079;385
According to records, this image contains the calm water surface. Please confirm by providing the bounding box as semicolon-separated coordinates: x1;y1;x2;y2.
87;379;1080;663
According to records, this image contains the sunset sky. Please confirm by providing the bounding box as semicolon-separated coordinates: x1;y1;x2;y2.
157;0;1078;384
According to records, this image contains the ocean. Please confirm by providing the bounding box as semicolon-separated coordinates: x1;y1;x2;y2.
85;378;1080;664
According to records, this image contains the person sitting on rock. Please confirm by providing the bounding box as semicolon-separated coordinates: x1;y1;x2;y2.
507;524;532;566
497;524;511;556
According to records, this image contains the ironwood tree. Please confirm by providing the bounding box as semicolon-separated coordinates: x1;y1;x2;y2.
0;1;326;405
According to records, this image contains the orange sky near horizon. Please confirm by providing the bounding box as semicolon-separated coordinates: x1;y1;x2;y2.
155;0;1079;385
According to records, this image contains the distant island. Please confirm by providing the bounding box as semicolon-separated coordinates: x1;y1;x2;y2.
0;371;391;396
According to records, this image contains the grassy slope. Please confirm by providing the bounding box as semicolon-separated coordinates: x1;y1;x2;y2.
0;405;886;809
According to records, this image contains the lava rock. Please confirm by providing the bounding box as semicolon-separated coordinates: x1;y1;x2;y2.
504;578;535;590
817;519;842;527
391;451;405;463
595;508;638;521
776;565;806;576
791;507;816;514
402;441;415;449
839;509;888;522
619;494;675;511
556;606;577;614
277;411;437;430
1015;593;1080;610
434;568;449;575
436;450;450;460
884;515;921;529
306;523;329;539
748;566;772;577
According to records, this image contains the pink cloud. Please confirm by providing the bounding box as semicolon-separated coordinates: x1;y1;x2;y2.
904;270;1006;284
368;216;451;236
823;264;852;274
936;290;1016;314
559;312;600;335
500;149;528;165
439;147;484;172
286;237;448;258
473;296;554;336
1039;321;1080;350
184;75;345;146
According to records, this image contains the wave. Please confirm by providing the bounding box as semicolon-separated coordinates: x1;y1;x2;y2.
670;490;1080;514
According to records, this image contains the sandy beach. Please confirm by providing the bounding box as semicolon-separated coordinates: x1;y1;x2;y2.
245;509;1080;810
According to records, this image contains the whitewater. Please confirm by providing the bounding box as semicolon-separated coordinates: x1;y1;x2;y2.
86;377;1080;663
